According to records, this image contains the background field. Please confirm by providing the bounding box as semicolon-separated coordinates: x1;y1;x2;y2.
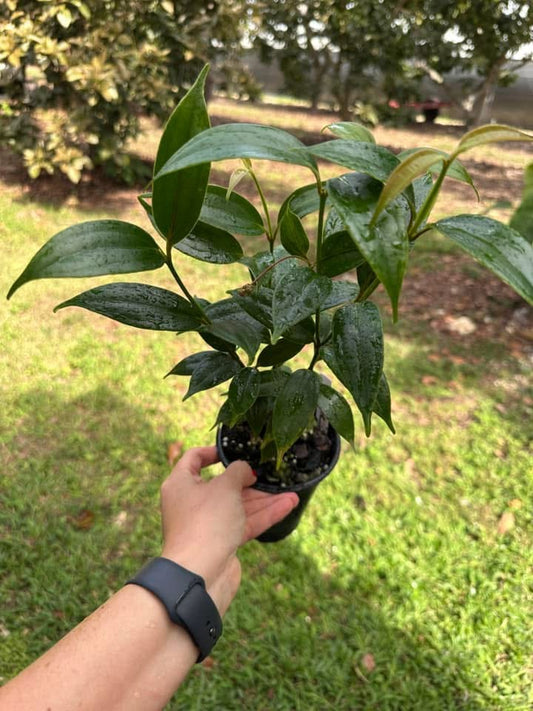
1;100;532;710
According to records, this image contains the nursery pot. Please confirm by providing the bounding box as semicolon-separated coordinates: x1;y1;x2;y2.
216;421;341;543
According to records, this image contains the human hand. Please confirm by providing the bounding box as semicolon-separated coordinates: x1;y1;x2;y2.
160;446;298;614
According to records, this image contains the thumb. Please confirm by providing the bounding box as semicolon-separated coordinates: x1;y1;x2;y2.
219;459;256;491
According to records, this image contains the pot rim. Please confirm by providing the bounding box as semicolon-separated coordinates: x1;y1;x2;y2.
216;421;341;494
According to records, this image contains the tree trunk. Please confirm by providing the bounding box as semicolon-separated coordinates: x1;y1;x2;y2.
467;57;506;127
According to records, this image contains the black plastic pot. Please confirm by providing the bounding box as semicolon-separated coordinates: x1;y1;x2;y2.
216;423;341;543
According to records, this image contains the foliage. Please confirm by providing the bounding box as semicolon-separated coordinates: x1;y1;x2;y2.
510;162;533;243
7;66;533;475
0;0;250;183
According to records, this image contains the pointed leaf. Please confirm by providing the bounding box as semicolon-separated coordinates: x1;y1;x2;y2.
310;141;399;183
280;207;310;257
228;367;260;423
321;280;360;310
278;184;322;223
7;220;164;299
326;302;384;436
328;174;409;320
257;339;304;367
201;185;264;236
398;148;478;198
229;286;273;329
272;267;332;342
167;351;241;400
258;368;291;397
317;231;366;277
318;384;354;446
174;221;243;264
155;123;319;180
323;122;375;144
152;65;210;244
452;124;533;159
273;369;321;464
54;283;202;331
434;216;533;306
371;148;449;224
372;373;395;434
203;298;268;362
510;163;533;244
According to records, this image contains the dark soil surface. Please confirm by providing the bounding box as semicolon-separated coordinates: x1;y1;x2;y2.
218;413;339;490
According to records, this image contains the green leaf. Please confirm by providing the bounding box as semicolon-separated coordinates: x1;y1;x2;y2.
280;207;310;257
318;384;354;446
228;367;260;423
257;339;305;367
155;123;319;180
398;148;478;198
323;122;375;144
451;124;533;159
201;185;264;236
278;184;322;223
371;148;449;225
510;163;533;244
7;220;164;299
321;280;359;310
258;368;291;397
328;174;409;320
284;317;315;345
326;302;384;436
310;141;399;182
317;231;366;277
203;298;268;363
167;351;241;400
273;369;321;465
372;373;395;434
174;221;243;263
434;215;533;306
272;267;332;342
152;65;210;244
54;283;202;331
229;286;273;329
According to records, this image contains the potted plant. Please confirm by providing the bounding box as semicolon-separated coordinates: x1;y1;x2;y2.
7;66;533;541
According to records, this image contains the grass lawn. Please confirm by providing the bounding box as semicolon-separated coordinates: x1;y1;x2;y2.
1;100;532;710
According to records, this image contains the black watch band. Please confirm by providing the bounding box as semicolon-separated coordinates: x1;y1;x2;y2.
127;557;222;662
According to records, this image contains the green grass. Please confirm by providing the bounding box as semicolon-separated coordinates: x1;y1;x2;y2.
1;116;532;710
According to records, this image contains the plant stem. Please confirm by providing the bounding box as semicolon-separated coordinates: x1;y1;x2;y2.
250;169;274;251
250;254;308;287
165;241;209;322
357;277;381;302
409;160;450;236
309;186;328;371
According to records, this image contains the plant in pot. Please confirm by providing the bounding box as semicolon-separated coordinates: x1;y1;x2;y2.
7;66;533;542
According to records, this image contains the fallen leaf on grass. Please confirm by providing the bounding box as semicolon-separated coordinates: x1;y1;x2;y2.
361;653;376;673
167;441;183;466
69;509;94;530
497;511;515;536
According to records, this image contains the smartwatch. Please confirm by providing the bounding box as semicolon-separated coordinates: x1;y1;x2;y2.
127;557;222;662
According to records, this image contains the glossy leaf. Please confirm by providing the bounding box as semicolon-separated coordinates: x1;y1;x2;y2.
258;368;291;397
317;231;366;277
201;185;264;236
167;351;241;400
371;148;449;225
228;367;260;423
509;163;533;244
245;397;272;437
278;184;322;223
203;298;268;362
272;267;332;342
229;286;274;329
451;124;533;159
328;174;409;320
284;317;315;345
174;221;243;264
309;141;399;183
323;122;375;144
155;123;319;180
273;369;321;465
257;339;304;367
372;373;395;434
280;207;310;257
318;384;354;446
54;283;202;331
328;302;384;436
398;148;478;198
152;65;210;244
7;220;164;299
321;280;359;310
434;215;533;306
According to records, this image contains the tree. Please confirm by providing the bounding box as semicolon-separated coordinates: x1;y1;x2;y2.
0;0;251;183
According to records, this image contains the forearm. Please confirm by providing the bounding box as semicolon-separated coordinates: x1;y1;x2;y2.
0;584;198;711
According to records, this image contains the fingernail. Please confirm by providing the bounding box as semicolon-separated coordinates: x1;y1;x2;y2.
251;469;257;477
